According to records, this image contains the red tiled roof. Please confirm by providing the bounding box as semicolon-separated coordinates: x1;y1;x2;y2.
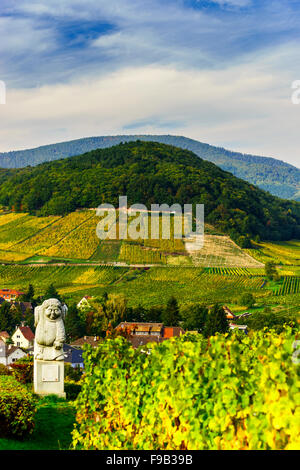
0;289;25;296
18;326;35;341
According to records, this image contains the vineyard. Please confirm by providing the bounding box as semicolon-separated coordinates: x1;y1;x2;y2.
0;210;265;268
274;276;300;296
73;329;300;450
206;267;265;276
0;263;269;307
246;240;300;266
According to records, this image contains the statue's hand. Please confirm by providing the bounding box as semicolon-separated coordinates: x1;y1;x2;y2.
54;341;62;350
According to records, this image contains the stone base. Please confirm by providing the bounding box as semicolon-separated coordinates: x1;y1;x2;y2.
34;360;66;398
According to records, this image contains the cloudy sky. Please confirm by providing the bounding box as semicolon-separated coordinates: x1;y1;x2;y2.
0;0;300;167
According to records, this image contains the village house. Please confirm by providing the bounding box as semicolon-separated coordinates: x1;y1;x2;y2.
229;324;248;334
70;335;102;348
118;322;164;336
0;342;27;366
0;289;25;301
77;296;93;311
116;322;185;349
0;331;10;343
11;325;35;349
63;344;84;368
223;305;252;320
10;301;33;315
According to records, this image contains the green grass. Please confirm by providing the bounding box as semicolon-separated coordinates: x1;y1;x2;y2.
0;395;76;450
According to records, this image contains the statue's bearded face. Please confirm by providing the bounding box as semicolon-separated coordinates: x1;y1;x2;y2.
45;303;62;321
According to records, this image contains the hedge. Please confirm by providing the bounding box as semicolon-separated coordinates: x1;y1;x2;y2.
0;376;36;438
72;327;300;450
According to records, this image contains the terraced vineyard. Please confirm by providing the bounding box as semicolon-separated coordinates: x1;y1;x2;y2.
0;210;264;268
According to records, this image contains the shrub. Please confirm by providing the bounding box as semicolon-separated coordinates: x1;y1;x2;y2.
64;363;83;382
65;381;82;401
10;356;33;384
73;328;300;450
0;376;36;438
239;292;255;308
0;363;10;376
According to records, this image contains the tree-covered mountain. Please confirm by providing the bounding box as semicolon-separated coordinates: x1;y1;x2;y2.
0;141;299;244
0;135;299;201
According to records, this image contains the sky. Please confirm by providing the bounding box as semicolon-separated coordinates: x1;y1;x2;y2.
0;0;300;167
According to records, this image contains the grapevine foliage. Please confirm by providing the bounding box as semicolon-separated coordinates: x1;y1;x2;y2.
72;328;300;450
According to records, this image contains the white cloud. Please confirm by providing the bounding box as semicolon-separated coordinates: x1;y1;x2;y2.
0;46;299;168
0;0;300;168
208;0;252;6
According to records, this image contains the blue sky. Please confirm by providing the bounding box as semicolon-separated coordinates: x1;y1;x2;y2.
0;0;300;167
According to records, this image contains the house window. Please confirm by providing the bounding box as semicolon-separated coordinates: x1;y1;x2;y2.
17;342;20;346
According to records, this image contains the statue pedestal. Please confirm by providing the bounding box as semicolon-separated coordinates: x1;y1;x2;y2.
34;360;66;398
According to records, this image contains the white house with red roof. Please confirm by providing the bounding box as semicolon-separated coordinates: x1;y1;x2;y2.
11;325;35;349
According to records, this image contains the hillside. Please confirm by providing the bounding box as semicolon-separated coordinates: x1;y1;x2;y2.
0;141;299;244
0;135;299;201
0;209;264;268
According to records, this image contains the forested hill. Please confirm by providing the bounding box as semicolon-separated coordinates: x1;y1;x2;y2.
0;135;299;201
0;141;299;244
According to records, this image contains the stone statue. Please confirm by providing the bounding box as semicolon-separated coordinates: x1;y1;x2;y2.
34;298;67;361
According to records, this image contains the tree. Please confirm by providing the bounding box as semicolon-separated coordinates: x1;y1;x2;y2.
181;304;208;332
126;304;147;322
105;294;127;327
0;302;15;334
203;304;229;338
239;293;255;308
42;284;62;302
19;284;35;303
245;311;298;333
145;306;163;323
237;235;252;249
24;307;34;331
265;261;280;281
162;296;180;326
64;303;85;342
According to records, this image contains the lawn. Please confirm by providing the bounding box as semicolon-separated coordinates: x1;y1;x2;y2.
0;395;76;450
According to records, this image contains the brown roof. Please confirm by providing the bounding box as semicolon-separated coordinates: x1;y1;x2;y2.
223;306;236;319
0;331;10;339
0;344;24;359
71;336;103;347
18;326;35;341
6;345;22;357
